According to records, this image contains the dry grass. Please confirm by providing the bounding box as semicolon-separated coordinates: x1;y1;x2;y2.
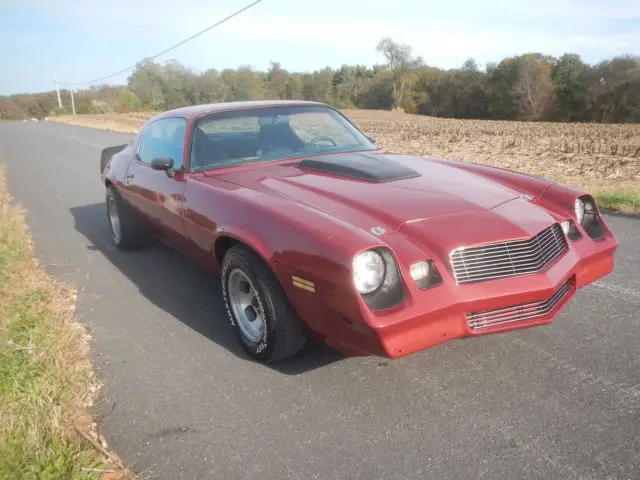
51;109;640;212
0;166;134;479
50;112;151;133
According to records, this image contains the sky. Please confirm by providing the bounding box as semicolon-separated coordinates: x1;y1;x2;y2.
1;0;639;95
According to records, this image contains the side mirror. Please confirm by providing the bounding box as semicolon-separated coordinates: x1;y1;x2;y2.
150;157;174;171
366;135;376;144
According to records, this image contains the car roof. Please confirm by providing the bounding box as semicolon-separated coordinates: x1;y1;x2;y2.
150;100;330;122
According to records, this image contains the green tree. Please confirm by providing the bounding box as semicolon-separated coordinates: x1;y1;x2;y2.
265;61;287;99
194;69;226;104
116;89;142;112
358;69;394;110
220;66;264;101
298;68;334;104
161;59;190;109
127;59;166;108
552;53;588;121
458;58;489;118
333;65;371;107
487;57;520;119
7;42;640;124
583;55;640;123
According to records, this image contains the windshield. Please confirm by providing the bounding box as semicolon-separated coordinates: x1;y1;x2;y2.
189;105;376;171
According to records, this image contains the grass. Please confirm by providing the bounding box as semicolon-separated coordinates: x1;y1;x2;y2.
50;110;640;213
595;190;640;213
0;166;132;479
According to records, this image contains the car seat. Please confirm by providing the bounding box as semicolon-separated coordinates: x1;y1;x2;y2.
257;122;305;156
191;127;231;168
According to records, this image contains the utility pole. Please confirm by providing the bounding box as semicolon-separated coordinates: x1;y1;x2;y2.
70;89;76;115
54;72;62;108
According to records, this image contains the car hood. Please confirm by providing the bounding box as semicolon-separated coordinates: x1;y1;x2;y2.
211;151;535;234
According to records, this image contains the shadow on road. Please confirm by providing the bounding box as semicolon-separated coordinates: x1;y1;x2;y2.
70;202;345;375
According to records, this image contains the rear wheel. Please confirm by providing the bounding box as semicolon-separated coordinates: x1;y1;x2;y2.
105;185;150;250
222;245;308;362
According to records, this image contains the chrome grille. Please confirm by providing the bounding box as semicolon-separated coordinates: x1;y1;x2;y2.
450;223;568;284
466;280;573;330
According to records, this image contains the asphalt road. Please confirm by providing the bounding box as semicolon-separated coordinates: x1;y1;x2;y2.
1;120;639;480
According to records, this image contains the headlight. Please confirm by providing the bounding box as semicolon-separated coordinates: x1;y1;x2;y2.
574;198;585;223
353;250;385;294
410;261;430;282
560;219;582;241
409;260;442;290
584;198;596;214
577;195;605;240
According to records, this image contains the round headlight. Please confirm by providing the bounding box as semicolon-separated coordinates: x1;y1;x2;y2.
352;250;385;294
574;198;585;224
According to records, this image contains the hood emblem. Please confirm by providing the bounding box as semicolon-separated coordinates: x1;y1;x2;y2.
520;194;533;202
371;226;386;236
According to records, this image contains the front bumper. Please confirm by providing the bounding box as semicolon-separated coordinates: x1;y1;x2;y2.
343;231;618;358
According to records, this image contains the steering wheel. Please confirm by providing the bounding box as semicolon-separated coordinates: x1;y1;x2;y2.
307;136;337;147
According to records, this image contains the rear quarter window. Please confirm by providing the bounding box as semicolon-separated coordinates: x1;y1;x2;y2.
199;117;260;135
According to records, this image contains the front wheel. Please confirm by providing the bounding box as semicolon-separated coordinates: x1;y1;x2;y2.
221;245;308;362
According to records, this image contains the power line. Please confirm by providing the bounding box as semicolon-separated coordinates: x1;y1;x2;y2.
60;0;264;87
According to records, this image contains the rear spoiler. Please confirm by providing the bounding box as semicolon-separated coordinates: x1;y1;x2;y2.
100;143;129;173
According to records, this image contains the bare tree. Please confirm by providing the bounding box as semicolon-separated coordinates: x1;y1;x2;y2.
515;55;555;120
376;37;422;109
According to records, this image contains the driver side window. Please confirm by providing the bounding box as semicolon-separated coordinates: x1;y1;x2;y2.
137;117;187;168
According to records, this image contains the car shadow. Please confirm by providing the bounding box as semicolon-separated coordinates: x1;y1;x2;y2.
69;202;345;375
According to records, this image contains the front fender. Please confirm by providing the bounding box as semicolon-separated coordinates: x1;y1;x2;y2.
202;185;386;342
539;182;587;216
212;228;273;268
428;156;555;199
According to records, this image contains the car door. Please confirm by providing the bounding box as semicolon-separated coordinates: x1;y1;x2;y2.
121;116;190;250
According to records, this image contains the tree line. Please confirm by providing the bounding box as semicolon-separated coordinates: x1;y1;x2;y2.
2;38;639;123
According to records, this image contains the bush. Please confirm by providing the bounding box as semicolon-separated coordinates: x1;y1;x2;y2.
87;104;109;114
117;90;141;112
0;99;26;120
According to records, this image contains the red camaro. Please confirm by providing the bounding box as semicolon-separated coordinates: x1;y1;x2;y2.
100;100;619;362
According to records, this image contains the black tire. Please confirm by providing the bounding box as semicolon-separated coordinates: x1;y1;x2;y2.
105;185;150;250
221;244;308;362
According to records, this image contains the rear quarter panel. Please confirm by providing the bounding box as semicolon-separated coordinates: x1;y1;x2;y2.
100;144;129;174
102;145;134;188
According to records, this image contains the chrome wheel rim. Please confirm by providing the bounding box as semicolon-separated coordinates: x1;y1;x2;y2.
228;269;265;344
107;195;121;244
